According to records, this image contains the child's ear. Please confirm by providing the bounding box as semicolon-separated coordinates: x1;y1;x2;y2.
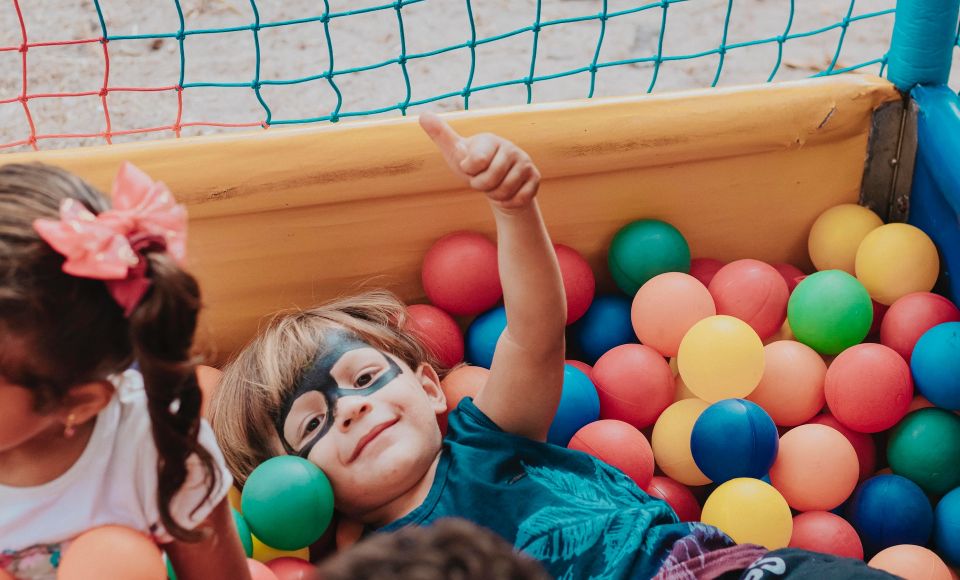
59;380;114;426
416;363;447;414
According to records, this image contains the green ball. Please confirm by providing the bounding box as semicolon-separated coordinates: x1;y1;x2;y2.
231;507;254;557
787;270;872;355
888;408;960;496
165;554;177;580
608;219;691;295
240;456;335;551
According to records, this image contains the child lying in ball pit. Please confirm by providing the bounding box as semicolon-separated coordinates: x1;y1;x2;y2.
210;113;897;580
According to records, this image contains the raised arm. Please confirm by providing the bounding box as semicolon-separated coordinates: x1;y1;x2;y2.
420;113;566;441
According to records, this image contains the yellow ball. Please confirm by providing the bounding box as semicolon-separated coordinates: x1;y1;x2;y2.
228;486;242;513
677;315;765;402
673;374;698;402
251;534;310;563
652;399;711;486
701;478;793;549
808;204;883;274
855;223;940;305
764;317;795;345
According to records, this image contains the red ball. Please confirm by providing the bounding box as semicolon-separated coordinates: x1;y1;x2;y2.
565;359;593;378
880;292;960;362
646;476;702;522
789;511;863;560
406;304;464;368
772;263;806;292
592;344;674;429
807;413;876;481
248;559;280;580
568;419;655;490
869;300;889;337
708;259;790;341
422;231;501;316
267;557;316;580
689;258;725;287
555;244;596;325
824;344;913;433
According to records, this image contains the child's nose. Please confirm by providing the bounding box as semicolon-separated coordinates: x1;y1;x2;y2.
337;397;373;431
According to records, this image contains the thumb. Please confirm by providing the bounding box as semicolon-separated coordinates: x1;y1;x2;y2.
420;112;467;166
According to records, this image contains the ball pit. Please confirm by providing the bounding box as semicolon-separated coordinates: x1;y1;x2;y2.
631;272;715;357
592;344;674;429
708;259;789;341
421;231;501;316
807;203;883;274
248;558;281;580
608;219;691;295
690;399;779;484
568;419;654;490
789;511;863;560
677;315;765;402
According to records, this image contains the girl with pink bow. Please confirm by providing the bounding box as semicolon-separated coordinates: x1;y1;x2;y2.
0;163;250;579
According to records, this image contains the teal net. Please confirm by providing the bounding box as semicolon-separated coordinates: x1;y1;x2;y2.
0;0;942;151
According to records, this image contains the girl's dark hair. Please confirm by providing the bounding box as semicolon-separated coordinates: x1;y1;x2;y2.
0;162;216;541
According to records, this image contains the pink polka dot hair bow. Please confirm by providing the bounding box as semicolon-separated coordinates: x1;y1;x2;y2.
33;162;187;316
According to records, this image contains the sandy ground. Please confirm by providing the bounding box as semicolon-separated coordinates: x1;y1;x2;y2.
0;0;955;152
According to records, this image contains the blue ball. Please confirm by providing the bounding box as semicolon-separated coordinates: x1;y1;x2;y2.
847;474;933;556
547;365;600;446
465;305;506;368
935;486;960;566
690;399;778;484
912;321;960;410
571;294;636;364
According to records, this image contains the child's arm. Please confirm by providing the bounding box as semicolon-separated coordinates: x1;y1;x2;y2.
165;498;252;580
420;113;566;441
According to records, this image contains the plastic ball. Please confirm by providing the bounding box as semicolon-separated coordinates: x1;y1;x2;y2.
769;424;859;511
547;365;600;446
935;487;960;567
689;257;725;287
856;223;940;305
652;399;711;486
233;507;254;557
912;322;960;410
241;456;335;551
887;408;960;496
881;293;960;363
421;231;501;316
808;413;877;481
632;272;716;357
565;359;593;378
571;294;636;364
708;259;790;341
847;474;934;556
555;243;596;324
787;270;873;355
405;304;464;368
868;545;952;580
677;315;765;402
909;395;937;412
248;558;281;580
789;511;863;560
747;341;826;426
691;399;778;483
568;419;654;490
440;365;488;412
673;374;697;402
825;343;913;433
773;262;806;292
869;300;890;337
592;344;674;429
808;204;883;274
464;305;506;368
646;476;702;522
764;318;796;344
267;557;317;580
229;485;243;512
251;536;309;563
701;478;793;549
59;526;165;580
608;219;691;296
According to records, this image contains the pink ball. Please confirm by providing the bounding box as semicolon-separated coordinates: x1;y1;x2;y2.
773;262;806;292
422;231;501;316
555;244;596;325
248;559;280;580
789;511;863;560
881;292;960;362
565;359;593;378
646;476;702;522
690;258;725;287
708;259;790;341
807;413;876;482
592;344;674;429
748;340;826;426
267;557;316;580
406;304;464;368
824;344;913;433
568;419;654;490
631;272;716;357
769;424;859;512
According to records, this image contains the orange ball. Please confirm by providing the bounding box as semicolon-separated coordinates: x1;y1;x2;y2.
789;511;863;560
869;545;952;580
441;365;489;413
568;419;654;490
631;272;716;357
708;259;790;341
807;413;876;481
59;526;165;580
593;344;675;429
747;341;826;426
769;424;859;511
249;558;281;580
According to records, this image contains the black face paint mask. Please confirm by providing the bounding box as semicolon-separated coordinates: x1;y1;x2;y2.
275;330;402;457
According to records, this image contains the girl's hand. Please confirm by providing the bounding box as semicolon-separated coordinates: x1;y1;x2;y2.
420;112;541;210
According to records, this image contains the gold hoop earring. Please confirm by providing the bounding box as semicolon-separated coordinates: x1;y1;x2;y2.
64;414;77;439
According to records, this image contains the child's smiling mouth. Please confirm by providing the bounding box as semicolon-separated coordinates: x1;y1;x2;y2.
350;417;401;463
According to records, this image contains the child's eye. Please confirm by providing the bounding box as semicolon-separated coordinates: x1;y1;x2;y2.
304;415;324;435
356;372;373;387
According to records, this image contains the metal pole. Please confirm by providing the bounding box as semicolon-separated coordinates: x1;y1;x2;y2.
887;0;960;91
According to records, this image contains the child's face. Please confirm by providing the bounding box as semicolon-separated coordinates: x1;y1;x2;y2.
277;330;446;519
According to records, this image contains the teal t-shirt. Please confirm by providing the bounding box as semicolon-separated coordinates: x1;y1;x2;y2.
380;398;701;580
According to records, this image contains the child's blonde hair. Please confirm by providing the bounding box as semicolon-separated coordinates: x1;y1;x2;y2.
210;290;448;487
